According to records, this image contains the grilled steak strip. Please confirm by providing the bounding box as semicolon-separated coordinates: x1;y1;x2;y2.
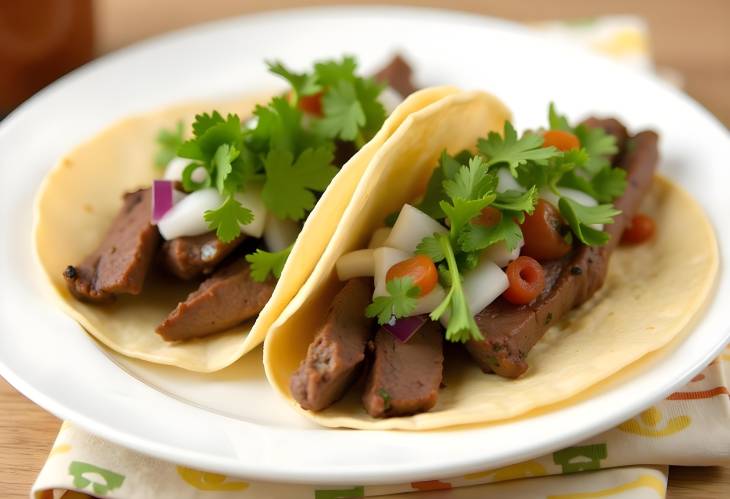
373;54;417;98
63;188;160;303
362;321;444;418
161;232;244;280
290;278;374;411
465;128;659;378
155;258;274;341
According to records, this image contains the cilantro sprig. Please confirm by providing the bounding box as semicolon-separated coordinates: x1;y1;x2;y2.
155;57;386;278
245;245;292;282
366;277;421;325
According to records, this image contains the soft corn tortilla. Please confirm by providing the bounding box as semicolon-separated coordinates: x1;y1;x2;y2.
34;86;460;372
263;90;718;430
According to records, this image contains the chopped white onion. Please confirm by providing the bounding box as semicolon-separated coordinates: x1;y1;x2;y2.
158;188;223;240
234;187;267;238
379;86;404;114
373;247;411;297
336;249;375;281
163;157;207;183
441;258;508;326
483;238;523;268
384;204;448;253
264;213;299;252
412;285;446;316
497;167;523;193
368;227;392;249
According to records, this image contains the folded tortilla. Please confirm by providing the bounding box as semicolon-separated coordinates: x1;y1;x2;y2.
263;90;719;430
34;87;460;372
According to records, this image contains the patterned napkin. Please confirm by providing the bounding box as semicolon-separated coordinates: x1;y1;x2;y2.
31;16;728;499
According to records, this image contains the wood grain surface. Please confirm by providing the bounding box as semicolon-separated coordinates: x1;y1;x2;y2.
1;1;728;498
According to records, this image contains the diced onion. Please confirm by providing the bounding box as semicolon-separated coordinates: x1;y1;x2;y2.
412;284;446;316
164;157;207;183
158;188;223;240
234;187;267;238
368;227;392;249
384;204;448;253
383;315;428;343
483;239;523;268
151;180;174;223
497;167;523;193
264;213;299;252
379;86;404;114
336;249;375;281
373;247;411;297
461;258;509;317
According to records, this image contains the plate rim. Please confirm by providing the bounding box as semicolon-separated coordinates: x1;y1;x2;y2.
1;4;729;485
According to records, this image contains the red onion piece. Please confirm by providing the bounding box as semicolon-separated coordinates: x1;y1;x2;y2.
151;180;174;224
383;314;429;343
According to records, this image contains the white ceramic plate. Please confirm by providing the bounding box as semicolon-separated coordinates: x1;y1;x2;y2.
0;6;728;485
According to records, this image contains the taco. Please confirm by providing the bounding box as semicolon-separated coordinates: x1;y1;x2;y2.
263;90;718;430
34;55;458;372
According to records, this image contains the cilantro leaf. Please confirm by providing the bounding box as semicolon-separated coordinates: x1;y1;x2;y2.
591;166;627;202
479;122;562;176
191;111;225;138
213;143;239;194
548;102;572;131
515;148;584;192
366;277;420;326
492;186;538;214
266;60;321;99
155;121;184;169
440;197;492;240
429;234;482;343
558;197;621;246
315;80;366;141
443;157;498;201
204;195;253;243
415;150;466;219
245;245;292;282
415;235;445;262
459;212;524;252
314;56;358;86
354;76;386;140
262;147;337;220
250;97;306;154
574;124;617;175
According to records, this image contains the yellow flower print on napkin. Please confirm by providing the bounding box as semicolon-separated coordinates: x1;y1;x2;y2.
177;466;249;491
618;406;690;437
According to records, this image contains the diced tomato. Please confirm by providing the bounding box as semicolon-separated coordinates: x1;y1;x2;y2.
503;256;546;305
298;92;323;116
473;206;502;228
386;255;438;297
520;199;572;261
542;129;580;151
621;213;655;244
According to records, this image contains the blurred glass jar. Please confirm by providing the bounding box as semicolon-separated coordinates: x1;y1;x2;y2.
0;0;93;116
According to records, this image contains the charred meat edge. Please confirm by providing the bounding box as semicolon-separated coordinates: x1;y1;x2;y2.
155;258;274;341
465;123;659;378
362;321;444;418
290;278;374;411
63;188;160;303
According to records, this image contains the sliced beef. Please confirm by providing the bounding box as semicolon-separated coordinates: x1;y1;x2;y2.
63;188;160;303
161;232;244;280
290;278;374;411
373;54;417;98
465;129;659;378
362;321;444;418
155;258;274;341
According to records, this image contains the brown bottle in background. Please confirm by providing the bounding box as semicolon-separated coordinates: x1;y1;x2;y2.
0;0;94;116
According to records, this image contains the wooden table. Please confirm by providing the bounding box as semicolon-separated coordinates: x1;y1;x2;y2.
1;1;728;497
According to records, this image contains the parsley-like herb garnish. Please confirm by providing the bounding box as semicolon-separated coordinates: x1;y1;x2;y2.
154;121;185;169
366;277;421;325
558;198;621;246
245;245;293;282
